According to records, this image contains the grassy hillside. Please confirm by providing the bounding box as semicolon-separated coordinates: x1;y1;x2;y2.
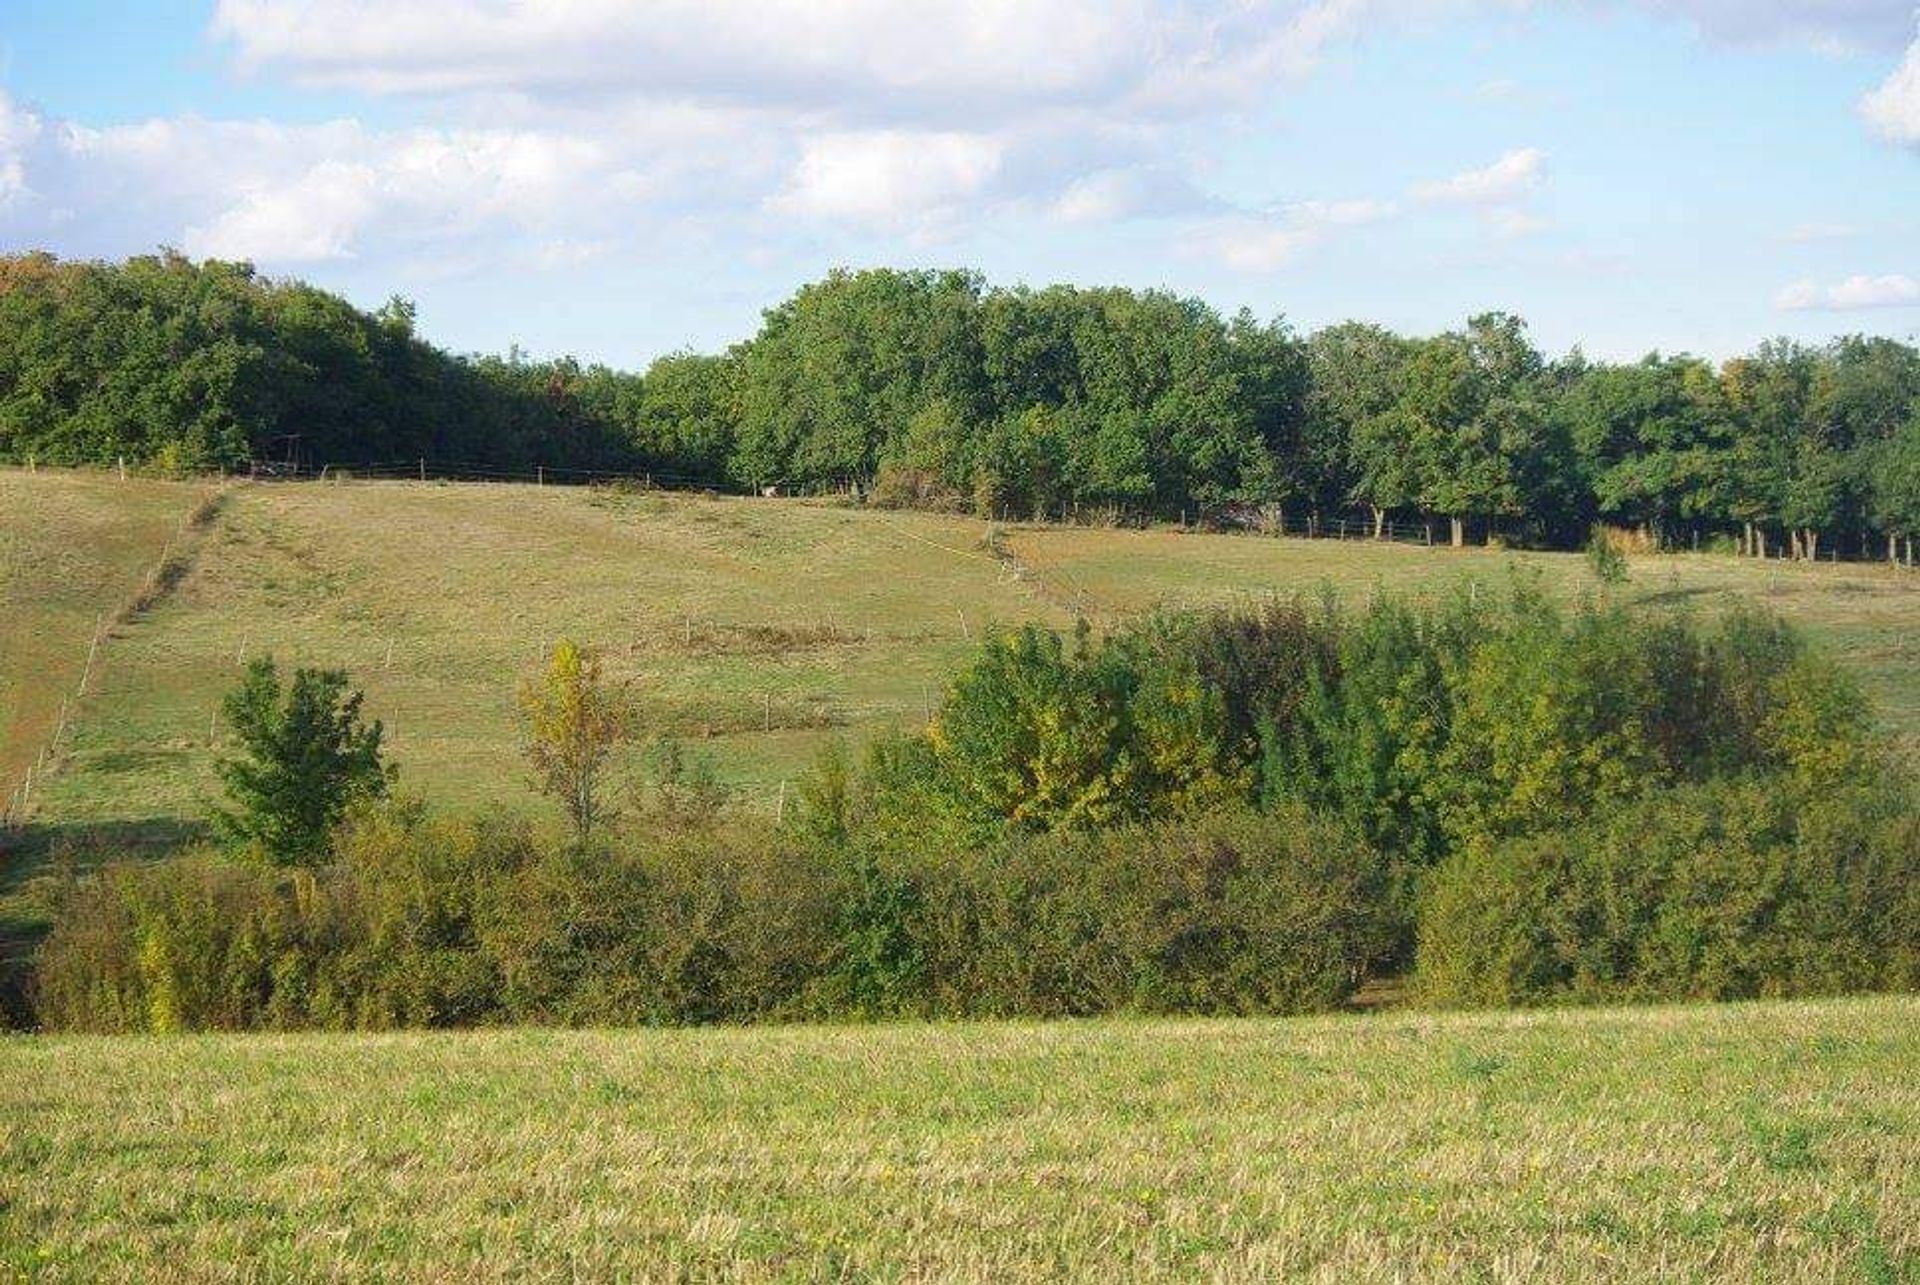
1;996;1912;1280
5;468;1916;837
0;470;213;814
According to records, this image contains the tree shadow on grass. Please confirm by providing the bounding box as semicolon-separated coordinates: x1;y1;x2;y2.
0;816;209;893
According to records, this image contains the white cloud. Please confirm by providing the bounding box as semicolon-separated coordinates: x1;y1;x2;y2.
1186;194;1396;271
186;160;377;260
1775;273;1920;310
0;94;45;206
0;93;680;266
770;131;1005;226
1861;37;1920;145
1622;1;1917;54
1190;217;1320;271
186;3;1412;247
1050;167;1216;224
1488;207;1549;237
209;0;1363;121
1414;147;1546;205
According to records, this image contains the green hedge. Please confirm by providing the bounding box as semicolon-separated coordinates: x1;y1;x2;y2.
1414;778;1920;1007
29;804;1390;1031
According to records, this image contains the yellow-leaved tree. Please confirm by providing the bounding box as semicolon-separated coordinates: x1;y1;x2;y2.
519;639;629;845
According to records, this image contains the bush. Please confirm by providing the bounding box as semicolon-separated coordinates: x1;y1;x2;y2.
32;853;337;1033
1414;776;1919;1007
904;805;1393;1017
29;801;1395;1029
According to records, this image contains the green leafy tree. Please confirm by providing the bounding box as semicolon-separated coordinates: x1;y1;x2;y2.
1866;415;1920;564
214;658;391;865
1316;323;1414;536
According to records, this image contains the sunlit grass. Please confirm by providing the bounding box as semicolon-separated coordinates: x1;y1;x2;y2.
7;470;1916;836
0;996;1912;1280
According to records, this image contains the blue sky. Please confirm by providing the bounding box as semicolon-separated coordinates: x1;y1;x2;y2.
1;1;1915;368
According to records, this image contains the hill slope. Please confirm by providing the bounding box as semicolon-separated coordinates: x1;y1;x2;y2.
5;468;1916;838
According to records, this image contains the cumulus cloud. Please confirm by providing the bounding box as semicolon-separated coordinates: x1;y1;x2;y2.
9;1;1893;283
208;0;1363;121
1049;167;1217;224
0;90;695;266
1861;37;1920;145
1775;273;1920;310
162;1;1419;249
1414;147;1547;205
186;161;378;260
1186;196;1397;271
769;131;1006;226
0;94;44;206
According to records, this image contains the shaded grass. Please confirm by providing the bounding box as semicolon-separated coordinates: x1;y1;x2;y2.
0;996;1912;1280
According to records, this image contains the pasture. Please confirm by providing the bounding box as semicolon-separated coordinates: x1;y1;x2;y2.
3;469;1914;839
0;996;1912;1280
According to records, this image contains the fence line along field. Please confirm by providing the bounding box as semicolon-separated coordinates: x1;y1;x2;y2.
0;471;221;815
0;995;1912;1281
4;465;1917;839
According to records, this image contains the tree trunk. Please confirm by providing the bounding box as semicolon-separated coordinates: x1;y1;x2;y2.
1450;515;1465;548
1890;532;1900;566
1372;506;1386;540
1804;529;1818;562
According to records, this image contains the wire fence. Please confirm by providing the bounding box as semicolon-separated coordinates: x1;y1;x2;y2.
244;459;1920;565
1;486;228;831
302;458;745;492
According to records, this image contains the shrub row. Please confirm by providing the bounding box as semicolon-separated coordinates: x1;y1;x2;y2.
31;804;1395;1031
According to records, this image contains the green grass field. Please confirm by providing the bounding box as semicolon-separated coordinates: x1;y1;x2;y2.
0;470;216;814
0;996;1911;1280
6;467;1915;836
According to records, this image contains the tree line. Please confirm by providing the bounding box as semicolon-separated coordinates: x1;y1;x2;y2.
27;579;1917;1031
4;253;1918;558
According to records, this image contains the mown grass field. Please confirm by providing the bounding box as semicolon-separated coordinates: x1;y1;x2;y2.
0;996;1912;1280
5;468;1915;845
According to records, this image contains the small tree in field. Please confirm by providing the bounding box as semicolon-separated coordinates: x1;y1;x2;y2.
519;639;628;845
1585;525;1628;588
215;658;391;866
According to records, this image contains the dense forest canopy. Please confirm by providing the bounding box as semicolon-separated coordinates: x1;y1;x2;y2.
3;251;1917;555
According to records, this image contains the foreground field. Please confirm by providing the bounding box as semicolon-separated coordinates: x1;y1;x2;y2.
6;469;1916;842
0;996;1912;1280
